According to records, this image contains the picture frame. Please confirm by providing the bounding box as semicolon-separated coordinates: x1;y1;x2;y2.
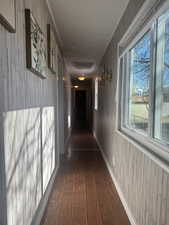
25;9;47;79
0;0;16;33
47;24;57;74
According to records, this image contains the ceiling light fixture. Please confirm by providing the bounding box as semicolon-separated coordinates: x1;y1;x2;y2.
78;76;86;81
74;86;79;89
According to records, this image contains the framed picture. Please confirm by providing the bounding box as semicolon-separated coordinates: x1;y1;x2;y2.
25;9;47;79
0;0;16;32
47;24;57;74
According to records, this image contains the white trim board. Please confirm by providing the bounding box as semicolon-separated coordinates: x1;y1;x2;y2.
31;166;59;225
94;133;137;225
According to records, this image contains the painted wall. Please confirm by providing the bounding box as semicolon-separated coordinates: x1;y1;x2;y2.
94;0;169;225
0;0;64;225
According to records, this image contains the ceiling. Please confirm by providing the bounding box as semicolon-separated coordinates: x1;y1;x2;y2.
48;0;130;76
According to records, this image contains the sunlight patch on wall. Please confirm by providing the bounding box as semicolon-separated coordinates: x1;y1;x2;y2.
42;107;55;193
4;106;56;225
4;108;42;225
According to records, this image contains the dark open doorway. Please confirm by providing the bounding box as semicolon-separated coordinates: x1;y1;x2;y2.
71;78;93;133
75;90;87;126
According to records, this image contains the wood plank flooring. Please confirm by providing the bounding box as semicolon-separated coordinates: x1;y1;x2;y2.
41;133;131;225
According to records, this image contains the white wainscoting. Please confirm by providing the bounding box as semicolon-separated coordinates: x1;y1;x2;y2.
42;107;55;193
4;107;57;225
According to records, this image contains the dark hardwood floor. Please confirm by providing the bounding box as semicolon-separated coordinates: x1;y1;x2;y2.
41;132;131;225
69;130;99;151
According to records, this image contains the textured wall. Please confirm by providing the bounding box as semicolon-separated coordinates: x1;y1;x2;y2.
94;0;169;225
1;0;58;113
0;0;63;225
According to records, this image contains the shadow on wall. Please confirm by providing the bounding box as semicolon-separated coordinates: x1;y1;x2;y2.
4;107;56;225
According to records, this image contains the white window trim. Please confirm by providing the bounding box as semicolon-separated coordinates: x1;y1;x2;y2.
116;0;169;167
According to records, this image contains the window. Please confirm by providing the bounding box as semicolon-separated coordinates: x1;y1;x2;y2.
129;32;151;133
155;11;169;143
120;8;169;150
95;78;98;110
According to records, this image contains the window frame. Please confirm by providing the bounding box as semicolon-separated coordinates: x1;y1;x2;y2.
117;0;169;160
121;26;155;135
127;30;153;136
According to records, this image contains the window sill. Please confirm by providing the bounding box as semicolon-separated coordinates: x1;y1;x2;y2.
116;127;169;173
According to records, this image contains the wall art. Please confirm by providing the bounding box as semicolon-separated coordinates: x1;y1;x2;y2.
25;9;47;79
47;24;57;74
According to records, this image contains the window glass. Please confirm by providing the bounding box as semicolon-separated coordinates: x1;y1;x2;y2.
155;13;169;143
129;32;151;133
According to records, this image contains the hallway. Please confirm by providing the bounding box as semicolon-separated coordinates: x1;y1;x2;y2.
41;132;131;225
2;1;169;225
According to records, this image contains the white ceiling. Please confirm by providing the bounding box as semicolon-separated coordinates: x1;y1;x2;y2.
48;0;129;75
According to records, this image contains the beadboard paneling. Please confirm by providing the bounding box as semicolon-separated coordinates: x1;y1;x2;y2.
1;0;58;113
4;106;56;225
0;0;63;224
4;108;42;225
0;113;8;225
94;0;169;225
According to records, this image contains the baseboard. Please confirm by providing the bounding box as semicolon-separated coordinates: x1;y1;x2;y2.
31;166;59;225
94;134;137;225
64;133;71;153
